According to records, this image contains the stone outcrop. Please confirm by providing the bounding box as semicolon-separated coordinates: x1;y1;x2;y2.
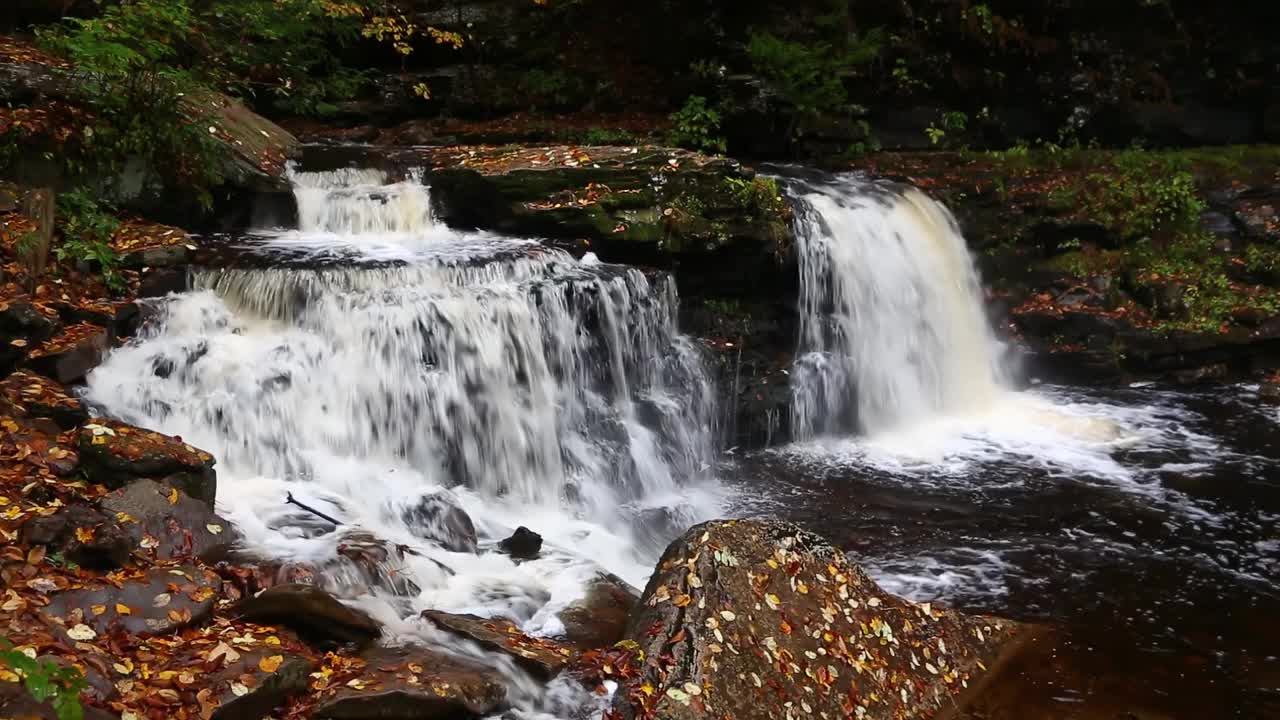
614;519;1027;720
78;419;217;506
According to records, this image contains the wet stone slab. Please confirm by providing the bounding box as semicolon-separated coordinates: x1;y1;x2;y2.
41;563;221;639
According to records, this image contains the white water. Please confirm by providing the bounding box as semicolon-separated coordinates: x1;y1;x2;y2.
789;177;1011;437
84;168;722;716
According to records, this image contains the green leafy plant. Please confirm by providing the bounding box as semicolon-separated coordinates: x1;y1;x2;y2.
55;189;124;291
669;95;726;154
0;639;87;720
723;176;789;219
582;127;636;145
745;29;883;118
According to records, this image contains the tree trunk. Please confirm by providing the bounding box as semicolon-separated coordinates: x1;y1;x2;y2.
20;187;55;281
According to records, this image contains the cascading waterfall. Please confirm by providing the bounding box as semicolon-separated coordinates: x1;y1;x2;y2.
84;167;720;715
785;174;1011;438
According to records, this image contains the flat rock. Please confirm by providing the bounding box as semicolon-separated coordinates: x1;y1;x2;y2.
24;322;109;384
0;369;88;429
234;584;381;647
41;564;220;639
614;519;1028;720
101;479;236;563
556;572;639;650
314;645;506;720
22;501;133;569
421;610;575;679
79;418;217;506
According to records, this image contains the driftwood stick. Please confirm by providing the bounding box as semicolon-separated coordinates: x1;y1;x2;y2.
285;492;342;525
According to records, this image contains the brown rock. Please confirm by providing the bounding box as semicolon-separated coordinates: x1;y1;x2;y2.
314;645;506;720
21;502;133;569
233;584;381;647
41;564;221;638
168;645;314;720
101;479;236;563
421;609;576;679
78;419;217;506
556;572;639;650
0;369;88;429
24;322;109;384
614;519;1029;720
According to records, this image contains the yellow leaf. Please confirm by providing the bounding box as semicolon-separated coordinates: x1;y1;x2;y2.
168;488;179;505
258;655;284;673
75;527;95;543
115;603;131;615
91;604;107;616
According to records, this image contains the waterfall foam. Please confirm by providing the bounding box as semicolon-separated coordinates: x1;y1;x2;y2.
84;165;721;716
787;175;1011;438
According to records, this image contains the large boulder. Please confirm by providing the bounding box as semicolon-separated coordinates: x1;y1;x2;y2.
614;519;1027;720
23;322;109;384
314;645;507;720
78;419;217;506
101;479;235;563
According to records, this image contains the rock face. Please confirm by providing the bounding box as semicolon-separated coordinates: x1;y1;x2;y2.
234;584;382;647
101;479;235;563
421;609;575;679
42;564;221;638
314;645;506;720
556;572;640;650
615;519;1025;720
78;419;217;506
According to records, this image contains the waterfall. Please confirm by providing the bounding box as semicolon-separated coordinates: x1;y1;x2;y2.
785;175;1010;438
83;169;721;702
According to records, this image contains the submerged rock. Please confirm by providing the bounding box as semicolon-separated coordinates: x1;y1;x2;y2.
314;645;506;720
400;490;478;553
78;419;217;506
556;572;640;650
615;519;1027;720
101;479;236;563
421;609;575;679
233;583;381;647
497;526;542;559
41;564;221;638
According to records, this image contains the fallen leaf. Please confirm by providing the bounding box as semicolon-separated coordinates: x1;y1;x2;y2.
67;623;97;640
258;655;284;673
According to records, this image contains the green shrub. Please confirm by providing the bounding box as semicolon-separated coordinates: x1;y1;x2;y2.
669;96;726;154
581;127;637;145
1050;152;1204;242
1;639;87;720
55;189;124;291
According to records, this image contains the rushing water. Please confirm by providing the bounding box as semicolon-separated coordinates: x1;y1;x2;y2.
747;172;1280;718
84;167;722;716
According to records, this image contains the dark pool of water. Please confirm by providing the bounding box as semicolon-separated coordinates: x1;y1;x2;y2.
727;383;1280;719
